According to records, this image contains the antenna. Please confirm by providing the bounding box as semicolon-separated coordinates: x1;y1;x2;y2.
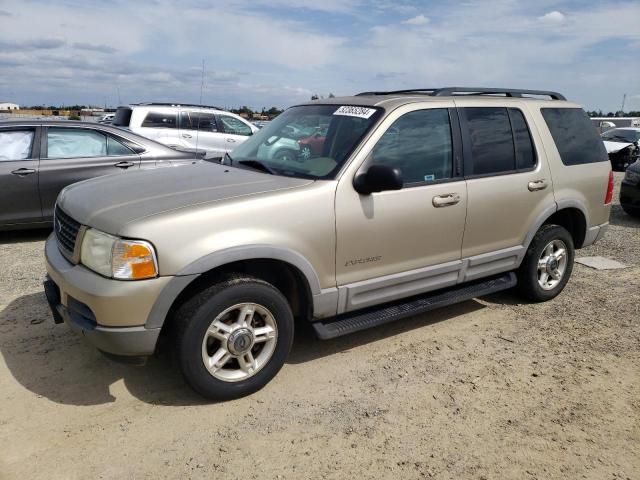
194;59;205;161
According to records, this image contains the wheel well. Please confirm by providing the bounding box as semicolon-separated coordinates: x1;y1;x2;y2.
164;259;313;330
543;208;587;248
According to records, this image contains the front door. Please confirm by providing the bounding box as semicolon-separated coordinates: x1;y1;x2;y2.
38;127;141;219
335;104;467;312
218;114;254;152
0;126;42;225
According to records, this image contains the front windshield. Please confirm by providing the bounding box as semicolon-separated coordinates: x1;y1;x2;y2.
602;129;640;143
229;104;382;179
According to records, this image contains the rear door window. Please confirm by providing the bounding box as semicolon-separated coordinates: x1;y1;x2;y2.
0;130;35;161
106;136;135;156
179;111;219;132
46;128;107;159
508;108;536;170
462;107;515;175
541;108;608;165
141;111;177;129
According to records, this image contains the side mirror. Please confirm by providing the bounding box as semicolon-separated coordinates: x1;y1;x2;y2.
353;164;403;195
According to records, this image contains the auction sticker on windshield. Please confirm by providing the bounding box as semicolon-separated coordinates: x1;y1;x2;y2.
333;106;377;119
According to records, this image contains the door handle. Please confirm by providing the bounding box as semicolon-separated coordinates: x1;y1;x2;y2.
182;134;192;139
432;193;461;208
11;168;36;176
528;179;548;191
226;138;236;143
114;161;135;169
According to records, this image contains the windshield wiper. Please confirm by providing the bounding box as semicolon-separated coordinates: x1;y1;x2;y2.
237;159;277;175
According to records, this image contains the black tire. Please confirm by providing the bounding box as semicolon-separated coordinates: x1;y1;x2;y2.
516;224;575;302
274;149;297;163
622;205;640;218
174;275;294;401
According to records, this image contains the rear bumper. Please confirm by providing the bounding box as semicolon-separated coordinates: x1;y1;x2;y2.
620;181;640;211
582;222;609;248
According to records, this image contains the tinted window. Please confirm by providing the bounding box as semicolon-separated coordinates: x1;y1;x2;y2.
370;109;453;184
464;107;515;175
107;136;134;156
220;115;252;136
601;128;640;143
541;108;608;165
0;130;34;161
113;107;132;127
141;111;177;129
509;108;536;170
179;111;218;132
47;129;107;158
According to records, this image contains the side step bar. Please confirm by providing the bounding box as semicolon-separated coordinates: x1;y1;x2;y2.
312;272;517;340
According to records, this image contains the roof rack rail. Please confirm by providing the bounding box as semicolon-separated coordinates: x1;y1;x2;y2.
132;102;226;110
355;87;566;101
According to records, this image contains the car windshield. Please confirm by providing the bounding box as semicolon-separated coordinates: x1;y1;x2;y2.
601;129;640;143
229;104;382;179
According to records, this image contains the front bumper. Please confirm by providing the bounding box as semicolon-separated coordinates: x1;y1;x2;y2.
44;234;172;356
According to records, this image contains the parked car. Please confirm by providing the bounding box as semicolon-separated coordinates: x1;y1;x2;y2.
44;87;612;400
601;127;640;171
97;113;115;124
0;120;195;230
620;160;640;217
113;103;259;158
256;124;328;163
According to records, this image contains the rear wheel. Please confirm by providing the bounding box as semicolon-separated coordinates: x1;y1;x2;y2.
516;225;575;302
175;276;294;400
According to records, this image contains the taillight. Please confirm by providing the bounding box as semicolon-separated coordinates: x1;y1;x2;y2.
604;170;614;204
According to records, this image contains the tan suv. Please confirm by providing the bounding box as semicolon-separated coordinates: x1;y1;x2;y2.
43;88;613;400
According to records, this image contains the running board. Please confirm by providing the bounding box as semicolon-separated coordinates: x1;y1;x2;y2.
312;272;516;340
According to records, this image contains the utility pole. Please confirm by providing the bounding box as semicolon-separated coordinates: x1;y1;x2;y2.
621;93;627;114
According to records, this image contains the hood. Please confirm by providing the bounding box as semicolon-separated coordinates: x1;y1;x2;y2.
603;140;634;154
57;162;313;234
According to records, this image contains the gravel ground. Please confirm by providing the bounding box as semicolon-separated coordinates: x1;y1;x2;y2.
0;172;638;479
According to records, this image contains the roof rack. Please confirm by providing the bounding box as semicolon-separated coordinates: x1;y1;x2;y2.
132;102;226;110
355;87;566;101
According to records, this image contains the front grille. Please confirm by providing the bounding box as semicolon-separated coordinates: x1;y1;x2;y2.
54;205;81;256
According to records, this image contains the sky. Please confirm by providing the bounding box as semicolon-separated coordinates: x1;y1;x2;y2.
0;0;638;111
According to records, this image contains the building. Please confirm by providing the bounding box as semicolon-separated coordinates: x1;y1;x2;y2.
0;102;20;111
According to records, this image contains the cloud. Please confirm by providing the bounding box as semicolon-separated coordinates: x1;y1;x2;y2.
0;9;11;16
72;42;117;54
0;37;66;51
539;11;566;24
402;14;429;26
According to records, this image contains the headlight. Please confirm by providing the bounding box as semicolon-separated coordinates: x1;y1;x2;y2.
624;169;640;185
80;228;158;280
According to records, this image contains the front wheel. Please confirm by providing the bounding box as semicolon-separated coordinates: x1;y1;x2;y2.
175;276;294;400
516;224;575;302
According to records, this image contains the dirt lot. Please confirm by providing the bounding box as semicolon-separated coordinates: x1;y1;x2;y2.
0;173;638;479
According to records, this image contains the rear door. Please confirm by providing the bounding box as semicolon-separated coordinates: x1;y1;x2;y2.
455;101;556;280
38;126;141;219
178;110;226;157
0;126;43;225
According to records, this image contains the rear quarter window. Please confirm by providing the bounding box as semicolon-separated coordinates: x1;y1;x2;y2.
541;108;608;166
141;111;177;129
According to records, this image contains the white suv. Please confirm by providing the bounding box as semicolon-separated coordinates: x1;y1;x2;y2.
113;103;258;158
